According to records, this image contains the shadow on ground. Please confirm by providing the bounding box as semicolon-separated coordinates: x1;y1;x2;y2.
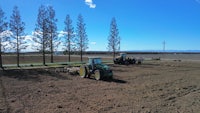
1;68;70;82
102;78;127;84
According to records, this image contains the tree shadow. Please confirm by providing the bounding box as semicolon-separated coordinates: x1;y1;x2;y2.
36;68;70;80
2;69;41;82
1;68;70;82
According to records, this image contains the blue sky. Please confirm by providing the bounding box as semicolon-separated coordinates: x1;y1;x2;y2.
1;0;200;51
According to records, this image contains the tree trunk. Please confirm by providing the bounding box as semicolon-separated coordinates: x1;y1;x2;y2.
17;35;19;67
68;49;71;62
112;48;116;59
50;34;53;63
0;42;2;68
17;50;19;67
113;52;115;59
42;33;46;66
0;54;2;68
81;49;83;62
0;53;2;68
68;36;71;62
43;49;45;66
51;52;53;63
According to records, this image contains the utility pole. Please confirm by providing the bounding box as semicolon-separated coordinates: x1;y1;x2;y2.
163;41;166;52
162;41;166;59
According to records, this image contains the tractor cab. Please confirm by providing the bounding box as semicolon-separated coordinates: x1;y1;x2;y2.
114;53;127;64
88;57;102;65
88;57;102;71
119;53;127;61
114;53;139;65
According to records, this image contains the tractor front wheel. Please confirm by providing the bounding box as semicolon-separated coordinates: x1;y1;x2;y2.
79;65;87;78
94;70;101;80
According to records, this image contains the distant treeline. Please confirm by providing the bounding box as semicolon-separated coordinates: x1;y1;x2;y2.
85;51;200;54
2;51;200;55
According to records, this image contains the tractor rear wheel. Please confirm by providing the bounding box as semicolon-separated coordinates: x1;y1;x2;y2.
94;70;101;80
125;60;129;65
79;65;87;78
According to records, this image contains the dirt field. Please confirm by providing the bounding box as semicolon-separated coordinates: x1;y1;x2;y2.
1;59;200;113
1;55;90;65
2;53;200;65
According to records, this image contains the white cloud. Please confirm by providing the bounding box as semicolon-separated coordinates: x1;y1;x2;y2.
1;41;10;48
91;42;96;45
32;30;43;37
1;30;79;52
70;42;76;45
22;35;34;42
0;30;13;51
58;31;67;38
0;30;13;38
58;31;76;38
85;0;96;8
23;44;36;52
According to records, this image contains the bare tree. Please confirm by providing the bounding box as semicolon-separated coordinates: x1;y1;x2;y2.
76;14;88;62
47;6;58;63
0;7;8;68
64;14;75;62
9;6;26;67
33;5;49;65
107;17;120;59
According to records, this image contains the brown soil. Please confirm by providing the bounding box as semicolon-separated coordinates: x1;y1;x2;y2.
0;60;200;113
2;55;112;65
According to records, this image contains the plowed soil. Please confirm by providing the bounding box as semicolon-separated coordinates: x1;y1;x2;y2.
1;60;200;113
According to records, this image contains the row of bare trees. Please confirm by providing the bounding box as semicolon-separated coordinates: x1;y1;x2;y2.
34;5;59;65
0;6;26;68
0;5;120;68
0;7;7;68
